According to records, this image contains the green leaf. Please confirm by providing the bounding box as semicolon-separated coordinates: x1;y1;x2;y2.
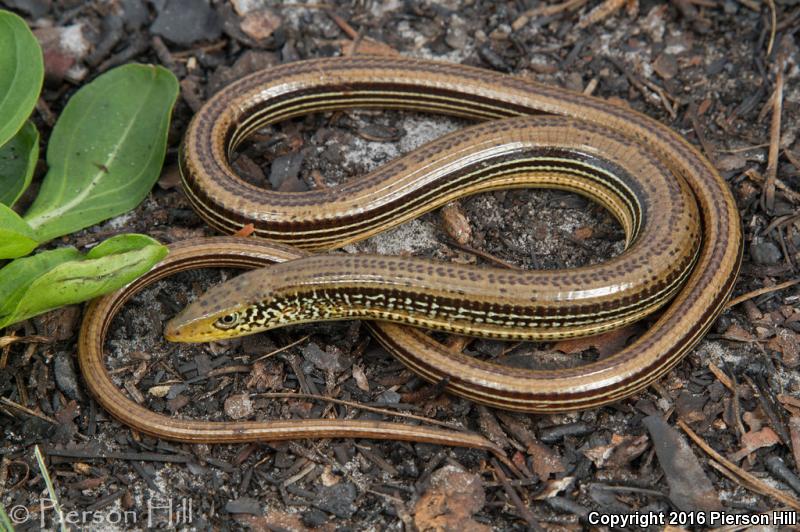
0;247;80;317
34;445;68;532
0;121;39;206
0;203;38;259
0;234;167;328
23;64;179;242
0;10;44;147
0;501;15;532
86;233;161;258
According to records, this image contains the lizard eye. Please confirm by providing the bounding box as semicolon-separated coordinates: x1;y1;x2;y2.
214;312;240;330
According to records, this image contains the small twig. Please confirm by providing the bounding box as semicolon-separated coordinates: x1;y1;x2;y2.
577;0;625;28
347;29;366;55
746;168;800;204
491;458;543;531
538;0;589;16
35;97;56;127
707;362;735;392
776;5;800;30
776;229;794;270
0;397;58;425
151;35;178;74
763;213;799;236
0;335;53;349
737;0;760;11
197;376;232;401
638;75;678;118
725;278;799;308
583;77;598;95
726;362;748;441
678;420;800;511
607;56;664;112
97;34;149;73
720;143;770;153
22;322;37;364
2;460;30;496
40;447;190;462
255;392;468;432
205;365;251;378
35;446;68;532
745;372;790;445
762;58;785;212
765;456;800;495
688;102;717;165
512;0;589;29
766;0;777;56
261;391;522;476
325;9;359;39
171;40;228;58
282;461;316;488
252;335;311;362
445;239;524;270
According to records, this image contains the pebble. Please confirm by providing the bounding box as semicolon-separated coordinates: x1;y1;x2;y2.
121;0;149;30
151;0;222;46
413;465;488;531
224;393;254;419
643;415;721;511
225;497;262;515
166;383;188;399
652;53;678;79
301;508;328;527
675;390;707;421
539;421;593;443
565;72;584;92
167;395;189;413
477;44;511;72
445;16;468;49
208;50;279;94
716;153;747;172
376;389;401;404
269;151;305;191
712;314;731;334
240;8;282;41
301;342;349;372
34;24;91;84
3;0;50;18
750;240;782;265
54;351;82;401
273;450;294;468
230;0;270;15
314;483;357;518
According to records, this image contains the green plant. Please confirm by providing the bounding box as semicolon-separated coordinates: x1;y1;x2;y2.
0;10;178;328
0;502;14;532
34;446;67;532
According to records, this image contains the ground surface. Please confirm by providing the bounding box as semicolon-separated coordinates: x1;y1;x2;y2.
1;0;800;530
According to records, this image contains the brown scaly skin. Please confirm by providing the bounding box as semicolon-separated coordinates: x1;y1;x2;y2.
78;58;741;455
